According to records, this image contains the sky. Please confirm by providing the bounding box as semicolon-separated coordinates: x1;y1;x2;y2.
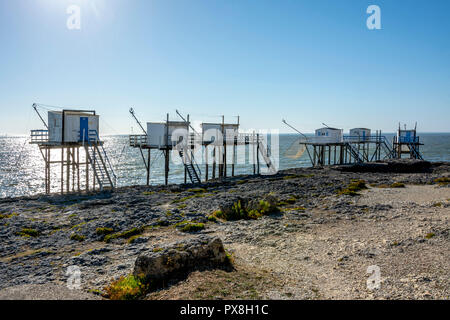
0;0;449;135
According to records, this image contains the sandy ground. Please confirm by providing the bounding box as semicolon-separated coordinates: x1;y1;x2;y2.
151;184;449;300
216;185;450;299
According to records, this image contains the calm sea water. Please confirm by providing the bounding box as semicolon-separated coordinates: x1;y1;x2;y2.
0;133;449;198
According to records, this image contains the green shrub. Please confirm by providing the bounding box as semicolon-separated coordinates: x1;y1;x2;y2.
104;227;144;243
390;182;405;188
104;274;148;300
338;180;367;196
347;180;367;191
376;182;405;188
425;232;436;239
17;228;40;238
207;215;217;222
127;235;144;244
283;174;314;180
225;250;235;265
179;223;205;233
96;227;114;236
434;177;450;185
257;200;273;215
187;188;207;193
212;199;279;221
283;175;299;180
70;233;85;242
338;190;360;196
431;202;442;207
0;213;17;220
285;196;297;204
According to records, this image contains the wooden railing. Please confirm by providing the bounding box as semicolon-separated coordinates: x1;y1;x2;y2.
129;134;148;147
30;130;49;143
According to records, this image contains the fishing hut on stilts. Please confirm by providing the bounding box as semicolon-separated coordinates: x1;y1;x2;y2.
282;120;397;167
128;108;197;186
392;123;424;160
30;104;116;194
200;116;275;180
128;109;275;186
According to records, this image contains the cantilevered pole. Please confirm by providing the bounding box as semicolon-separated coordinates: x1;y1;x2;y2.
32;104;48;130
281;119;313;165
129;108;147;135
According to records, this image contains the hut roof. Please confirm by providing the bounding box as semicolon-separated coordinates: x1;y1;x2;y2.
316;127;341;131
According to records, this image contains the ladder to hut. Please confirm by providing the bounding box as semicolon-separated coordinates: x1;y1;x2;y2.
406;142;424;160
344;142;363;163
179;148;201;184
84;130;117;190
380;138;396;160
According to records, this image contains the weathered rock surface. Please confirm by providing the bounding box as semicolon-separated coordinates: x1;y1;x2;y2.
0;283;101;300
134;236;229;286
335;159;432;173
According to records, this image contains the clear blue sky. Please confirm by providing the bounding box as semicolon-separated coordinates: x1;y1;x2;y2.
0;0;449;134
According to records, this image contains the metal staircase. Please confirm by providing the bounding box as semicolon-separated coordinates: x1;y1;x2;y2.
178;148;201;184
407;142;424;160
84;130;117;190
380;138;396;159
344;142;363;163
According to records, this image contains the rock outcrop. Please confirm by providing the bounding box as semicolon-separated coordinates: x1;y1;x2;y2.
133;236;230;287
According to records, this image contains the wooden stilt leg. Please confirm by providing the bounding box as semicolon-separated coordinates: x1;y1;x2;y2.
205;145;208;181
77;147;80;192
147;149;151;186
165;149;169;186
212;147;216;179
61;148;64;194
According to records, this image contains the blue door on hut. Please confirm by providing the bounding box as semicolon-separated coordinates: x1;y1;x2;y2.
79;117;89;142
405;131;411;143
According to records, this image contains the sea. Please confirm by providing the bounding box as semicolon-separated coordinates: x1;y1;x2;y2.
1;133;449;198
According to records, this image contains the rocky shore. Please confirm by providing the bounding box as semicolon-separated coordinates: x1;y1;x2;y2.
0;160;449;300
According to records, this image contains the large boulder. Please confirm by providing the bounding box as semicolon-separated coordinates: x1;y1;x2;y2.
133;236;229;287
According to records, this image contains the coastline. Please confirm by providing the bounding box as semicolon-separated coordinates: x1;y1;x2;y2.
0;160;449;300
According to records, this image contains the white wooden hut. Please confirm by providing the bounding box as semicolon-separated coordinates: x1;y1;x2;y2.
146;121;189;148
314;127;343;143
48;110;99;143
349;128;371;142
201;123;239;145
